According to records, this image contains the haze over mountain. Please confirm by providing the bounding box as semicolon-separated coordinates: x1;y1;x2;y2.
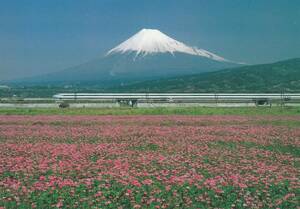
1;58;299;98
13;29;238;86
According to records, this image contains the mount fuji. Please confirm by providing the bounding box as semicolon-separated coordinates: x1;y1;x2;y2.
107;29;228;62
17;29;240;86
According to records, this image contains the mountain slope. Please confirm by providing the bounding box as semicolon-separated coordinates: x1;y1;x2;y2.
111;58;300;93
12;29;238;85
28;52;234;83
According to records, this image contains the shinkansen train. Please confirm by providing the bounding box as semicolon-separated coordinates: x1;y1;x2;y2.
53;93;300;105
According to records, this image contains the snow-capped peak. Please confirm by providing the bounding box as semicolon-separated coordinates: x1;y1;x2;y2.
107;28;228;62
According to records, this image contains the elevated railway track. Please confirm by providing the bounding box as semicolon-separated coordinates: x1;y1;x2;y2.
1;93;300;108
53;93;300;107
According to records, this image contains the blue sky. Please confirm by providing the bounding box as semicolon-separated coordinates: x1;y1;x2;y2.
0;0;299;80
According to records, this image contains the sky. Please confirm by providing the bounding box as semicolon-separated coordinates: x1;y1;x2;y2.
0;0;299;80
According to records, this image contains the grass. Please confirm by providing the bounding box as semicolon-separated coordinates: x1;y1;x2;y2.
0;106;299;116
129;143;160;151
255;120;300;127
211;140;300;158
240;141;300;158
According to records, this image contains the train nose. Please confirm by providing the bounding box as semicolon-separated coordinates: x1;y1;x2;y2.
53;94;62;99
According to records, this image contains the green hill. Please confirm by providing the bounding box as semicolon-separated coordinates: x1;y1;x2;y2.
113;58;300;93
1;58;299;98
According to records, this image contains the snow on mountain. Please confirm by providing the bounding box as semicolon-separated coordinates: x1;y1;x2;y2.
107;29;228;62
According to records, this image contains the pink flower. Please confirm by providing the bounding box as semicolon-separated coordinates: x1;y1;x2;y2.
283;193;295;200
95;191;102;197
0;115;299;207
131;180;141;187
238;183;247;189
56;200;63;208
39;176;46;181
142;179;153;185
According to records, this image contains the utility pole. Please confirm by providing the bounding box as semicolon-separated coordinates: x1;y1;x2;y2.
280;89;285;108
214;92;218;107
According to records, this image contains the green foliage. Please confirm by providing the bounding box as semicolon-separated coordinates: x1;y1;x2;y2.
1;58;300;98
210;140;300;157
0;106;299;116
1;179;298;208
241;141;300;157
113;58;300;93
59;102;70;108
130;143;160;151
89;154;99;163
209;141;238;150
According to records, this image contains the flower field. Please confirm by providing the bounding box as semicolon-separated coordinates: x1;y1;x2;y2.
0;115;299;208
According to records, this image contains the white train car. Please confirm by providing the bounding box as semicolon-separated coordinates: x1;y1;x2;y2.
53;93;300;106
